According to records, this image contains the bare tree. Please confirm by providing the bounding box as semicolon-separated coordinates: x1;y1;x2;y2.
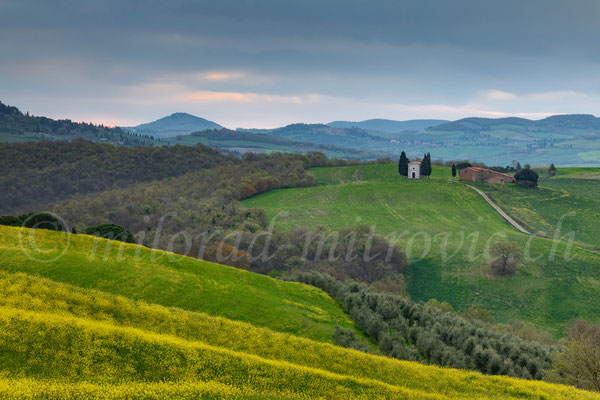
488;241;523;276
547;320;600;392
475;169;495;184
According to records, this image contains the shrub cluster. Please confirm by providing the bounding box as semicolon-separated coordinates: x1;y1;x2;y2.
292;273;556;380
224;225;409;295
515;166;539;188
0;212;63;231
84;223;135;243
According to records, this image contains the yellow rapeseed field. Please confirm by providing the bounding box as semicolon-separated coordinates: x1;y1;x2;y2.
0;226;599;399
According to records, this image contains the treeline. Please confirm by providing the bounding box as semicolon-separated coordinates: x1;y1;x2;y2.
219;225;409;295
0;101;150;145
0;140;237;214
292;273;555;380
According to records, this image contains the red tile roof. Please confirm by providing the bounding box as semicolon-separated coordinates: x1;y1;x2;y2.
463;167;514;179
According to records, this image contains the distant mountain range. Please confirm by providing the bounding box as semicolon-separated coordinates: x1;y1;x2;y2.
327;118;448;133
123;113;222;138
431;114;600;133
3;100;600;165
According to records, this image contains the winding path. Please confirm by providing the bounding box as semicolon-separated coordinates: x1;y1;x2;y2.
466;185;531;235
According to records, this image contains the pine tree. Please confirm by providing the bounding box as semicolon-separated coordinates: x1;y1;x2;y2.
516;162;522;170
452;163;457;180
398;151;409;177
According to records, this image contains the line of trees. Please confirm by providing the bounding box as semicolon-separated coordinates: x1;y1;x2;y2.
292;273;555;380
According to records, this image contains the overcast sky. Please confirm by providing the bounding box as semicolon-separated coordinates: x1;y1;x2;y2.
1;0;600;128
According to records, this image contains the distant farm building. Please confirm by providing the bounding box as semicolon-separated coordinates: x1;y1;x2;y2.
459;167;515;184
408;159;422;179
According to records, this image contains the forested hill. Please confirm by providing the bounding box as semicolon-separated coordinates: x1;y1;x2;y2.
123;112;223;138
0;101;152;146
0;140;236;214
430;114;600;132
182;128;392;159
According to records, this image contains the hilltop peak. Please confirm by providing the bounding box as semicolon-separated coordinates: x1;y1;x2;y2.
123;112;223;138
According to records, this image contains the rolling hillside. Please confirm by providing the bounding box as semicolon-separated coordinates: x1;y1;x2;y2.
242;164;600;335
0;225;355;342
0;225;598;399
267;123;389;147
158;128;393;159
0;101;152;146
4;99;600;166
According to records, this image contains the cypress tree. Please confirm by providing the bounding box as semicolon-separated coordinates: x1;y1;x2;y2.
421;152;432;178
427;153;432;177
398;151;409;177
452;163;457;179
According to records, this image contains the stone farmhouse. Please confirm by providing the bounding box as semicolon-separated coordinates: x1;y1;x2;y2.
459;167;515;184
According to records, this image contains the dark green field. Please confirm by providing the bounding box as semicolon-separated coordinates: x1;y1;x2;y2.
243;164;600;335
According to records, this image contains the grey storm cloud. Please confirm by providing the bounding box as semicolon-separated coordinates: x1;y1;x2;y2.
1;0;599;127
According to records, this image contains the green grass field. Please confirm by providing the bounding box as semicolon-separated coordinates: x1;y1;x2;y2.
311;164;450;185
243;164;600;336
0;225;598;399
552;166;600;180
0;225;357;342
485;174;600;249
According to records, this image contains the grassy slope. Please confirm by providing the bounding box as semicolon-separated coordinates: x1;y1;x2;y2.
487;173;600;249
553;166;600;179
0;237;598;399
242;164;600;335
0;226;357;343
310;163;409;184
